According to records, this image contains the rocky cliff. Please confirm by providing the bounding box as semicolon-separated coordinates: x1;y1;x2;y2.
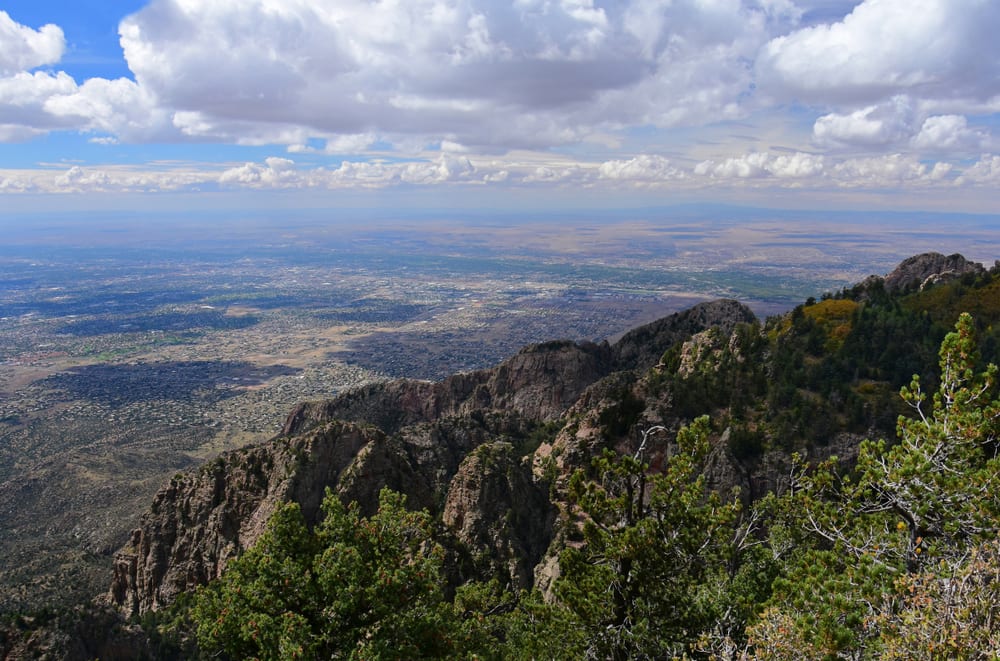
109;420;384;617
281;338;615;437
107;253;996;620
881;252;985;293
109;299;757;617
612;299;757;371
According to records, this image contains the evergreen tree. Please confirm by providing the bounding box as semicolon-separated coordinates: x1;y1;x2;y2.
190;488;470;660
556;418;741;659
750;313;1000;658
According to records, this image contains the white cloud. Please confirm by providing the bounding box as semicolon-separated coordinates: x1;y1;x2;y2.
694;151;824;179
831;153;935;186
598;155;683;182
55;165;112;190
219;158;304;187
0;14;80;141
322;133;379;154
0;71;79;129
0;123;45;142
2;148;999;198
0;0;997;202
400;155;477;184
767;151;826;177
812;99;994;155
43;76;171;140
957;154;1000;185
927;161;952;181
0;173;34;191
813;97;915;147
327;160;395;187
484;169;509;183
0;11;64;75
758;0;1000;106
522;165;582;183
109;0;799;150
910;115;987;152
696;152;770;178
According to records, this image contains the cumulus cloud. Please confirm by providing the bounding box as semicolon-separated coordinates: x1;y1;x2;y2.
910;115;987;152
3;148;999;196
758;0;1000;106
813;97;916;147
97;0;997;157
0;0;997;203
759;0;1000;161
43;77;172;140
812;98;993;155
109;0;801;150
0;71;79;130
597;155;683;183
219;157;303;187
0;13;171;143
0;11;64;75
400;155;477;184
957;154;1000;185
694;151;824;179
831;153;937;186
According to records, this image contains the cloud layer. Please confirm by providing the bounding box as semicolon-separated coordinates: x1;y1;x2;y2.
6;150;998;198
0;0;998;198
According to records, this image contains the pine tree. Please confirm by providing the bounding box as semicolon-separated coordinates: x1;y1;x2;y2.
190;488;469;660
556;418;741;659
751;313;1000;658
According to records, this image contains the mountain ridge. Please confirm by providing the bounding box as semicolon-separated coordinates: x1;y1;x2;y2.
109;297;760;618
107;252;1000;621
6;251;999;659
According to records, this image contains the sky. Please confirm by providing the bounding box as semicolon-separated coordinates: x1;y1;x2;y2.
1;0;999;214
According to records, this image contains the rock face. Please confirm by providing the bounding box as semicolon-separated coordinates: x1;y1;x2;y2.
613;299;757;371
109;299;755;618
882;252;985;293
109;421;384;617
442;442;555;590
282;339;615;437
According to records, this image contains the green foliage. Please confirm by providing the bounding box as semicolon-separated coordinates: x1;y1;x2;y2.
453;582;587;661
802;298;859;351
656;273;999;458
556;417;741;659
190;488;472;660
151;280;1000;660
727;423;766;461
518;419;562;457
750;313;1000;658
905;271;1000;326
597;384;644;439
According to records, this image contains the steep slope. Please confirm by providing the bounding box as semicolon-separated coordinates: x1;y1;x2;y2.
108;301;757;617
281;338;615;437
612;298;757;371
110;420;384;617
107;253;1000;626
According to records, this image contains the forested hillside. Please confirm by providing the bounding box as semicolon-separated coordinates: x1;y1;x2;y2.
3;253;999;660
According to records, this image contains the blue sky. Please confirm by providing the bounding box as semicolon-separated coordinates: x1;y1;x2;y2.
1;0;999;213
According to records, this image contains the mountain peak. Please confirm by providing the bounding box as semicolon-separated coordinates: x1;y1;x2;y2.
882;252;984;294
612;299;757;372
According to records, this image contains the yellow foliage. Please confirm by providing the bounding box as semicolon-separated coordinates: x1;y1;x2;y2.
904;276;1000;324
803;298;859;326
803;299;859;350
